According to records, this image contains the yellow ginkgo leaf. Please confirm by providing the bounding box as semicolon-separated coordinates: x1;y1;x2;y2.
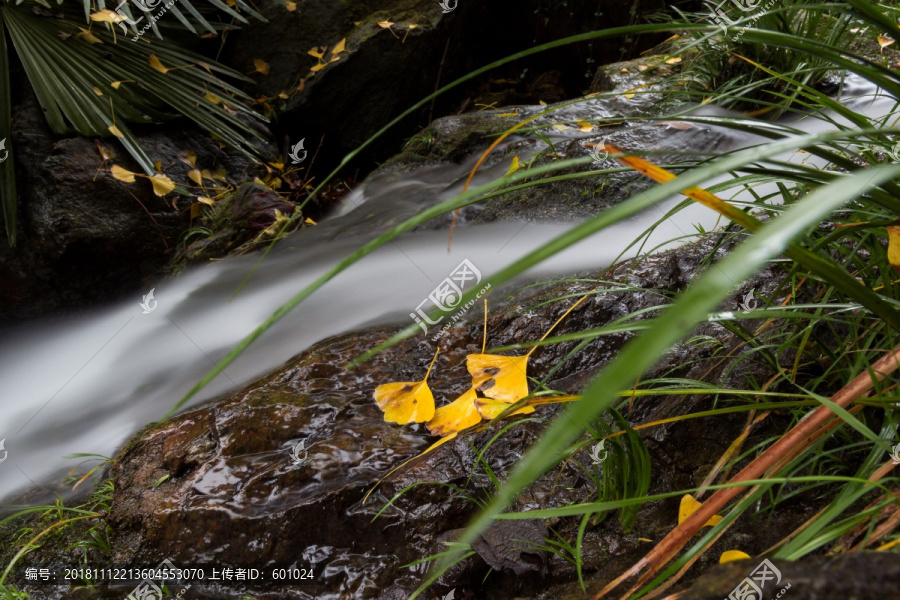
552;124;570;131
577;121;595;132
678;494;723;528
187;169;203;185
427;388;482;437
108;125;125;139
180;150;197;168
376;20;394;28
90;9;125;23
146;174;175;196
373;349;440;424
310;63;327;73
466;354;529;403
887;225;900;274
474;396;535;420
111;81;125;89
285;1;297;11
77;28;103;44
253;58;270;76
719;550;751;564
308;46;325;59
204;92;222;105
197;196;216;206
331;38;347;56
506;156;520;176
148;54;170;74
304;217;317;225
110;165;137;183
499;112;519;118
878;35;895;52
665;56;682;65
92;87;104;96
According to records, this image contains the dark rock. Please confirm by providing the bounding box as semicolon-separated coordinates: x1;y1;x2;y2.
0;92;272;325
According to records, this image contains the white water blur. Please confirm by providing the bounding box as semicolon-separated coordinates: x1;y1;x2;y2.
0;75;896;502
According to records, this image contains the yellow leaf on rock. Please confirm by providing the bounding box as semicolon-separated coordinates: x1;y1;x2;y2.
373;349;440;424
187;169;203;185
253;58;270;76
198;196;216;206
310;63;326;72
475;396;535;420
577;121;594;132
304;217;317;225
620;68;629;73
719;550;751;564
108;125;125;138
377;20;394;29
499;112;519;118
506;156;520;176
665;57;682;65
180;150;197;168
148;54;171;74
147;174;175;196
331;38;347;56
427;388;482;436
552;124;570;131
466;354;529;403
887;225;900;274
678;494;723;528
285;1;297;11
110;164;137;182
308;46;325;59
878;35;895;52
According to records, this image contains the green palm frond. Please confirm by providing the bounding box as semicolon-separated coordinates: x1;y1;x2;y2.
0;0;273;246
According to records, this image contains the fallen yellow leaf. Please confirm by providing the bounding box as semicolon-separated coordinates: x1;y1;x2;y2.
310;63;326;73
187;169;203;185
253;58;270;76
886;225;900;274
427;388;482;436
678;494;723;528
506;155;520;176
331;38;347;56
285;1;297;11
878;35;895;52
180;150;197;168
197;196;216;206
77;28;103;44
665;57;682;65
110;165;137;182
92;87;104;96
204;92;222;104
108;125;125;139
146;174;175;196
474;396;535;420
304;217;317;225
373;349;440;424
90;9;125;23
499;112;519;118
719;550;751;564
577;121;594;132
148;54;171;74
466;354;529;403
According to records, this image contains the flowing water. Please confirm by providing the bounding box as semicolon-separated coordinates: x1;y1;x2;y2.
0;75;895;504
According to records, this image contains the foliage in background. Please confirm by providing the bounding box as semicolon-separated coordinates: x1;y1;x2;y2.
0;0;274;246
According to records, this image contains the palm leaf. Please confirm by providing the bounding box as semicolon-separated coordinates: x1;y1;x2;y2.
0;13;15;246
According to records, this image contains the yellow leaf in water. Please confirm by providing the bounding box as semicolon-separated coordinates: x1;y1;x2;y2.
475;396;535;420
887;225;900;274
466;354;529;403
187;169;203;185
665;57;682;65
197;196;216;206
331;38;347;56
678;494;723;528
108;125;125;138
146;174;175;196
285;1;297;11
253;58;270;76
506;156;520;176
499;112;519;118
577;121;594;132
308;46;326;59
110;164;137;182
879;35;895;52
77;28;103;44
427;388;482;436
719;550;751;564
148;54;171;74
373;349;440;424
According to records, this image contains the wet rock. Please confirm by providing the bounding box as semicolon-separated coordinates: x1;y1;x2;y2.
225;0;676;177
77;233;800;600
0;92;271;324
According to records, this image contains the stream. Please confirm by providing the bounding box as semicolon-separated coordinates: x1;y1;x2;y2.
0;74;895;505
